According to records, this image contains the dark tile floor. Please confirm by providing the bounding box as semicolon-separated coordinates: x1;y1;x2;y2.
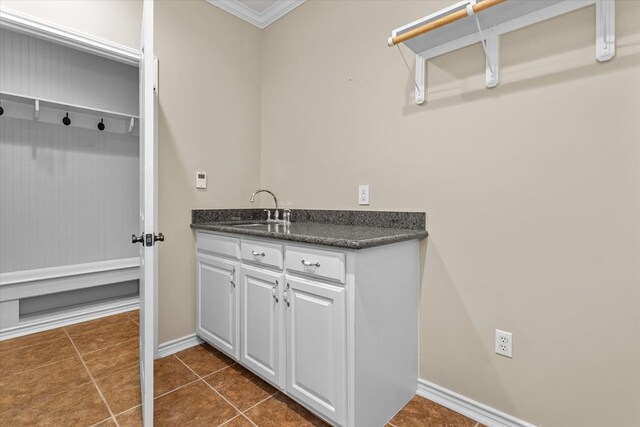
0;311;483;426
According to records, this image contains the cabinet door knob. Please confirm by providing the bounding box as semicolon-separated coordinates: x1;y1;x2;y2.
272;280;279;303
252;250;266;257
230;268;236;287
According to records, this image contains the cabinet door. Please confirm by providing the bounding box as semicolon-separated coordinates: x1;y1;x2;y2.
240;266;284;388
285;277;346;425
196;254;239;360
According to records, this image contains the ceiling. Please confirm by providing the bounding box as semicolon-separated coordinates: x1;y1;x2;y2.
206;0;306;29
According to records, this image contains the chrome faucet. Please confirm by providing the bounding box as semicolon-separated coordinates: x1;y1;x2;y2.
250;189;281;222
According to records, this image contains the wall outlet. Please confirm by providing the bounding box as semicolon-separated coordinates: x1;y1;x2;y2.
358;185;370;205
495;329;513;358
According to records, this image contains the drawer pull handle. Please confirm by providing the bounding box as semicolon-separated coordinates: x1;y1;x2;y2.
252;250;266;257
272;280;279;303
301;259;321;268
230;268;236;287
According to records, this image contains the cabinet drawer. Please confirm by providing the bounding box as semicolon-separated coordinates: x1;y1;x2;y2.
197;232;240;259
285;245;345;284
241;239;283;269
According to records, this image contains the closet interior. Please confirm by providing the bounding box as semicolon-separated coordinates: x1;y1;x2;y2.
0;27;140;339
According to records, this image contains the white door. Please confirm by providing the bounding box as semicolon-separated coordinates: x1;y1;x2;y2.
196;254;240;360
285;277;346;425
136;1;160;425
240;266;283;388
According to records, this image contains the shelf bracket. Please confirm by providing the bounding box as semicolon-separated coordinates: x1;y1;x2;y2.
34;99;39;120
485;29;499;88
128;117;135;133
595;0;615;62
415;54;426;105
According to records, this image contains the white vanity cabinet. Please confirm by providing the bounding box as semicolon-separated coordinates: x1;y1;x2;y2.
196;253;240;360
195;230;420;427
239;265;284;388
285;276;346;424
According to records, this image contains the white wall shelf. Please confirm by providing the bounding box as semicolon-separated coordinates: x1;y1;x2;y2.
0;91;138;134
389;0;615;104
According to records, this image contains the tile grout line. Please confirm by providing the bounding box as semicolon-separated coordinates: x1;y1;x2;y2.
240;390;279;414
89;417;113;427
82;337;138;356
81;338;140;382
217;414;245;427
66;318;139;344
172;350;238;378
0;376;93;419
0;334;68;355
63;312;136;335
0;350;79;379
154;376;202;400
172;353;258;426
63;329;120;427
113;404;141;418
240;413;260;427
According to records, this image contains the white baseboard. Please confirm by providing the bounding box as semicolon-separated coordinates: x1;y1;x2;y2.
416;378;536;427
157;333;203;358
0;297;139;341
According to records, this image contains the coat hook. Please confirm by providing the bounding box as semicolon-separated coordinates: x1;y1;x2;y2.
97;118;105;131
62;113;71;126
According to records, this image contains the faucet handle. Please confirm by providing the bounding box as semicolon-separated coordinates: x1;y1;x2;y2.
263;209;271;221
283;209;291;225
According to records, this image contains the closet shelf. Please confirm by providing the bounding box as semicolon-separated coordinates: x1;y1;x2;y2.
388;0;615;104
0;91;139;120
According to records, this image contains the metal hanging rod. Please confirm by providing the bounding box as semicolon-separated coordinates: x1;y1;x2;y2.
387;0;506;47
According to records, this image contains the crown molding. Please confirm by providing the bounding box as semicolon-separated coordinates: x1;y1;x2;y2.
206;0;305;29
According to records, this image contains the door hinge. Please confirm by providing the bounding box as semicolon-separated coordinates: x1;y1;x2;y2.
154;57;159;94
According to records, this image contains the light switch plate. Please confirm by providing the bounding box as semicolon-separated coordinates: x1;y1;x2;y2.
358;185;370;205
196;171;207;189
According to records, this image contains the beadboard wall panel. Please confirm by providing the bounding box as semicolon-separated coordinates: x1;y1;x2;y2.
0;28;139;274
0;28;138;116
0;116;139;273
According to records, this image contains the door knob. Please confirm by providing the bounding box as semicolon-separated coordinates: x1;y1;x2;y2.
154;233;165;243
132;234;144;245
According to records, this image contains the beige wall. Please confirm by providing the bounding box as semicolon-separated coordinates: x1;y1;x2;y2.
4;1;639;425
155;0;262;343
261;1;640;426
1;0;142;49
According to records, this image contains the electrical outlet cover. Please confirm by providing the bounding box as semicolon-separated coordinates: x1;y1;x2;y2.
358;185;370;205
495;329;513;358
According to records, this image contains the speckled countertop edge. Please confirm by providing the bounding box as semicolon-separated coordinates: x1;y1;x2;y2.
192;209;425;230
190;209;428;249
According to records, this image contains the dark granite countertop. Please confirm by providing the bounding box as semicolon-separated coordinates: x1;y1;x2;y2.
190;209;428;249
